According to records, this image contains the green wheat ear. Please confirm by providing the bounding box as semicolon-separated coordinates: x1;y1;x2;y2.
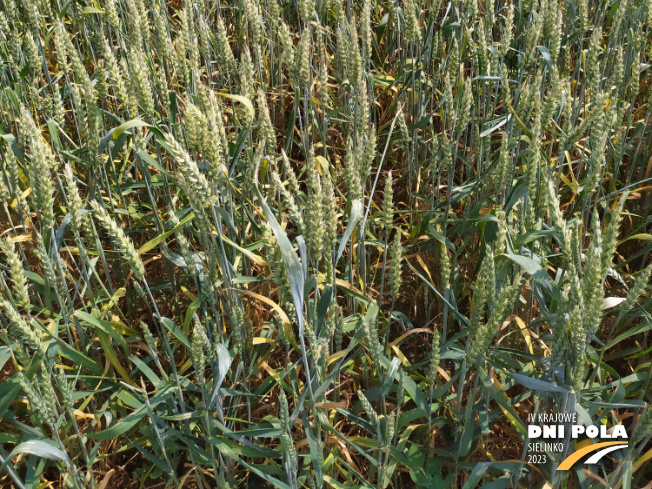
90;200;145;281
0;238;30;309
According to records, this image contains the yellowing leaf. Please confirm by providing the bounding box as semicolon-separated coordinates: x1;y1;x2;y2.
96;330;136;386
215;92;255;120
220;233;268;266
9;234;31;243
514;316;534;360
618;233;652;246
238;289;291;327
252;337;274;345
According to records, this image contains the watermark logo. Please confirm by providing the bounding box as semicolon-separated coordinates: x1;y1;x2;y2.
526;412;628;470
555;441;628;471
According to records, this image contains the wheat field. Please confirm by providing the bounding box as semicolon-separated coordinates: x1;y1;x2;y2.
0;0;651;487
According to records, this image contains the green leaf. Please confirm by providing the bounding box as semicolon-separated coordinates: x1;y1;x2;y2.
0;440;67;474
0;376;21;416
96;329;136;386
160;317;191;349
507;372;569;394
502;253;561;301
336;199;363;264
256;188;305;332
209;343;232;406
138;212;195;255
73;311;129;350
212;438;290;489
606;320;651;349
323;475;373;489
57;341;103;375
112;119;150;140
88;386;175;440
480;116;508;137
379;356;429;418
536;45;552;68
0;346;11;371
479;476;512;489
461;462;491;489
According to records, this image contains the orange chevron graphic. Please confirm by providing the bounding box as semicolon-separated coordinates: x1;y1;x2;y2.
556;441;628;471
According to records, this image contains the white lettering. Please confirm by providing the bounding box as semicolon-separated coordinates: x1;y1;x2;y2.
543;425;556;438
586;425;599;438
612;425;628;439
528;425;542;438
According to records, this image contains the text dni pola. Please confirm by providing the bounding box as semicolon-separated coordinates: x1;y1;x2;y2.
528;424;628;439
